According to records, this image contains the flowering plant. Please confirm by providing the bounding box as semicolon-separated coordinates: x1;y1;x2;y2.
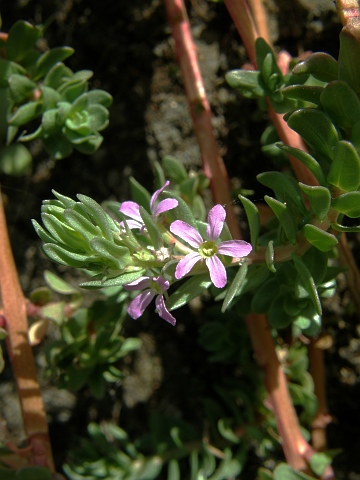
1;2;360;480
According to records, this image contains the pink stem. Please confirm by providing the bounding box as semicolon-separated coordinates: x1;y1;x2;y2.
163;0;241;239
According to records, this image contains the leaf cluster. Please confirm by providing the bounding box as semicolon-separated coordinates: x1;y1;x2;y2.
0;19;112;175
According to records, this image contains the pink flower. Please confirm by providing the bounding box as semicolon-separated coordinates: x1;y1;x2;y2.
124;275;176;326
170;204;252;288
120;181;178;229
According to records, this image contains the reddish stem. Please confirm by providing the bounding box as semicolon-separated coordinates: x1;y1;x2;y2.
163;0;241;239
0;190;54;470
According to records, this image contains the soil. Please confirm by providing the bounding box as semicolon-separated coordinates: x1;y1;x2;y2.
1;1;360;479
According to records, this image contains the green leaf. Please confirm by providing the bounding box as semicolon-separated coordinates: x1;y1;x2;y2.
0;144;32;175
331;222;360;232
265;240;276;272
42;133;73;159
338;28;360;94
286;109;339;162
276;143;327;186
331;191;360;218
90;238;129;270
33;46;74;81
257;171;305;214
9;101;43;126
139;206;162;250
303;224;338;252
164;190;197;228
225;69;266;98
167;459;180;480
238;195;260;249
327;140;360;192
291;253;322;315
64;208;102;242
44;270;78;294
273;462;315;479
6;21;42;62
268;294;292;329
282;85;323;106
128;176;151;212
42;243;95;268
222;263;248;312
40;85;62;110
264;196;297;243
77;194;114;241
86;89;113;108
308;452;332;477
168;274;212;311
8;74;37;103
298;183;331;220
79;270;145;288
251;277;279;314
321;80;360;130
162;155;188;183
292;52;338;82
43;62;73;89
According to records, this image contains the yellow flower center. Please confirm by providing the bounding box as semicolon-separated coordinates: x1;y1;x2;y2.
199;240;218;258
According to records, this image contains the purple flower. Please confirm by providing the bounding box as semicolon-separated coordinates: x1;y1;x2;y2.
120;181;178;230
124;275;176;326
170;204;252;288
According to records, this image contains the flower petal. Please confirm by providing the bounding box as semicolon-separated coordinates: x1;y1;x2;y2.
206;204;226;241
170;220;203;248
123;276;151;291
127;290;155;319
119;201;142;222
153;276;170;292
150;180;170;213
205;255;227;288
120;218;144;230
175;251;202;279
153;198;178;217
217;240;252;257
155;295;176;326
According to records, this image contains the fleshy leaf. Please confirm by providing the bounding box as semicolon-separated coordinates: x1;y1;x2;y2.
286;109;339;162
265;240;276;272
5;20;42;62
292;52;338;82
167;274;212;311
139;206;162;250
44;270;79;294
238;194;260;250
129;176;151;212
303;224;338;252
77;194;114;241
291;253;322;315
276;143;327;186
0;143;32;175
327;140;360;192
264;196;297;244
282;85;323;106
298;183;331;221
257;171;305;215
225;69;266;98
338;27;360;94
8;73;37;103
33;46;75;81
321;80;360;130
162;155;188;183
331;191;360;218
221;263;248;312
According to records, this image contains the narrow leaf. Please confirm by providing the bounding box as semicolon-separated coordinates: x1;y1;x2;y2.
264;196;297;244
238;195;260;250
221;263;248;312
291;254;322;315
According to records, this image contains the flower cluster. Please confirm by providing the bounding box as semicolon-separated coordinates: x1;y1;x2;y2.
121;184;252;326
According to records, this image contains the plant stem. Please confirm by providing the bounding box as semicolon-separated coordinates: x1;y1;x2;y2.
163;0;241;239
0;190;54;470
